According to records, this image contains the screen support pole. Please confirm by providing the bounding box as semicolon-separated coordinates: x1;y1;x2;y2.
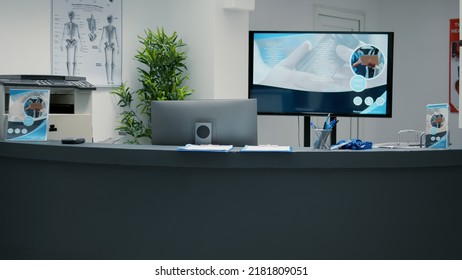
303;116;311;147
331;116;337;146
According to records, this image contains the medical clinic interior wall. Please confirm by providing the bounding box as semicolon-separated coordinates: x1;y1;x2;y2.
1;0;460;145
251;0;462;146
0;0;166;142
0;0;249;143
373;0;461;145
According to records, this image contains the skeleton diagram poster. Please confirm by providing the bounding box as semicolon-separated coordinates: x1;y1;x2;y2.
52;0;122;86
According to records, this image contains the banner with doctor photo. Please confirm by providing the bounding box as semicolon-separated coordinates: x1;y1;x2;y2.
449;18;459;113
52;0;122;87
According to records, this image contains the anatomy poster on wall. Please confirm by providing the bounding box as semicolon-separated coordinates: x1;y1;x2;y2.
52;0;122;87
449;18;459;113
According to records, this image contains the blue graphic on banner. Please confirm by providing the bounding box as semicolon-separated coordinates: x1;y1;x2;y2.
360;92;387;115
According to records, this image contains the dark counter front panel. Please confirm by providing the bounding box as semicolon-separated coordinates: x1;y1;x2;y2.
0;141;461;259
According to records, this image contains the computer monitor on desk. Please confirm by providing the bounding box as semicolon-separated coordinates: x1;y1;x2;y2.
151;99;258;146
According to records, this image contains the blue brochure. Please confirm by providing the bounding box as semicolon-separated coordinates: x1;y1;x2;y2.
6;89;50;141
425;103;449;148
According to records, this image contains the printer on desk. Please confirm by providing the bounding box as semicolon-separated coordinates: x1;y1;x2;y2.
0;75;96;142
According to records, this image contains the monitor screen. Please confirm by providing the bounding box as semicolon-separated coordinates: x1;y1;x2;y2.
151;99;258;146
249;31;394;117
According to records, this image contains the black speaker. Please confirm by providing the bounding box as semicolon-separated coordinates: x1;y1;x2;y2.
195;122;212;144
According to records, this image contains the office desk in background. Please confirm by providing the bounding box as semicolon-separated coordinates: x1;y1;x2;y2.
0;141;461;260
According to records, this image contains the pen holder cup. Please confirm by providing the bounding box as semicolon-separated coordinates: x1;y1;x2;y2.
313;128;332;150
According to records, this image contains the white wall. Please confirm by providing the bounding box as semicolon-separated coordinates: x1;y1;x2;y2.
0;1;52;74
251;0;461;147
164;0;250;100
213;2;251;99
163;0;215;100
250;0;381;31
373;0;462;147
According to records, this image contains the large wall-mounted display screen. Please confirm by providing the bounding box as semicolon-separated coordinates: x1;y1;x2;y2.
249;31;394;117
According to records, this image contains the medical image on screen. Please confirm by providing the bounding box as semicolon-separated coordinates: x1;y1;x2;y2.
250;32;393;117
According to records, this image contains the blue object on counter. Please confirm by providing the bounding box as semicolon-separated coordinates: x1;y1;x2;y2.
334;139;373;150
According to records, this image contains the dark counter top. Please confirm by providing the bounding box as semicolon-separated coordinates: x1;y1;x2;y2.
1;140;461;169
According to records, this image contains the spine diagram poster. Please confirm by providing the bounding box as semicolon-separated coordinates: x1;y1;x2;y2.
52;0;122;86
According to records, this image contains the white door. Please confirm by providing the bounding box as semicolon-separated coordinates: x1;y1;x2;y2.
314;5;365;31
312;5;366;142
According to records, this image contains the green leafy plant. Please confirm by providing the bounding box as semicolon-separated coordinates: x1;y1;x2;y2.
111;27;193;144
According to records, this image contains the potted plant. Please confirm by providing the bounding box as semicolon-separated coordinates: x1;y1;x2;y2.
112;27;193;144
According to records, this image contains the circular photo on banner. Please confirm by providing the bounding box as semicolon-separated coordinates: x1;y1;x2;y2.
23;96;47;119
350;45;385;79
430;113;445;129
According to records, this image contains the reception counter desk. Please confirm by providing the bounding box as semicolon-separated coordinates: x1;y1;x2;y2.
1;141;461;260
